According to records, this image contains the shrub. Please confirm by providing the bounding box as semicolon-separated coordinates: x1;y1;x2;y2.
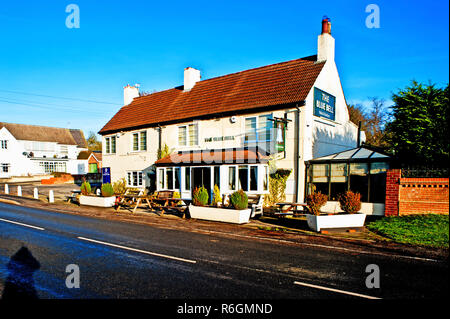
306;191;328;216
264;169;292;207
101;183;114;197
193;186;209;206
211;184;222;207
80;181;91;195
230;190;248;210
338;190;361;214
112;178;127;195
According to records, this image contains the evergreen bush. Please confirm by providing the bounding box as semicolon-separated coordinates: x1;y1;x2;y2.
230;190;248;210
193;186;209;206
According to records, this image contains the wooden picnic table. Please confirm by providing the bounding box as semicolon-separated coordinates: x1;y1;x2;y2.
115;194;187;216
275;202;309;216
66;189;82;203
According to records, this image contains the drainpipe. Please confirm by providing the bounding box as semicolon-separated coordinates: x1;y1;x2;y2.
295;104;301;203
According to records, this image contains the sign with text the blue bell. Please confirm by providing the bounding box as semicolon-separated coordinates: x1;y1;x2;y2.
314;87;336;121
102;167;111;184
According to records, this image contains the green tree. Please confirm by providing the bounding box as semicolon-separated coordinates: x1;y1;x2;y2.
385;81;449;166
87;131;102;151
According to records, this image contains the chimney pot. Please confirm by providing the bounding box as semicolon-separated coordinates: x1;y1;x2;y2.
321;16;331;34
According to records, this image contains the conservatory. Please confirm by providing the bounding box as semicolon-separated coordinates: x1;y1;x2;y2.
305;146;392;215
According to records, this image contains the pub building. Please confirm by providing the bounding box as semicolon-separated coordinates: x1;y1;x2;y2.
99;18;390;213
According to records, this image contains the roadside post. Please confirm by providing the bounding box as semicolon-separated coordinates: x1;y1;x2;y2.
4;184;8;194
49;190;54;203
34;188;39;199
17;186;22;196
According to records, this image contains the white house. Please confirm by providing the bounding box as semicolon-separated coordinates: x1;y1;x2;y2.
0;122;88;179
99;18;366;203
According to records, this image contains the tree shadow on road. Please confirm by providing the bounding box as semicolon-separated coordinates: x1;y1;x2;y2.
2;246;40;299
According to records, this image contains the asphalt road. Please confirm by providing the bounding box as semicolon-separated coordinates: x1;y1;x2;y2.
0;202;447;300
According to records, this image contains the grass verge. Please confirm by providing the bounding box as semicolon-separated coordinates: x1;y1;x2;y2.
366;214;449;248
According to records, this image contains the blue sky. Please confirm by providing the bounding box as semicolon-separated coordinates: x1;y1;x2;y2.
0;0;448;137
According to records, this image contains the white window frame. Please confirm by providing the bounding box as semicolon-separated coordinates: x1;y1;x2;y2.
178;123;199;147
131;130;147;152
157;167;181;191
105;136;116;154
127;171;143;187
244;114;273;143
1;140;8;150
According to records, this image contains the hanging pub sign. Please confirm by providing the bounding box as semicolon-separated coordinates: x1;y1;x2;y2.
274;120;286;153
313;87;336;121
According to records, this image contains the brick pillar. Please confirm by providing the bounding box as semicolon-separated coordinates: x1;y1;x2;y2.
385;169;401;216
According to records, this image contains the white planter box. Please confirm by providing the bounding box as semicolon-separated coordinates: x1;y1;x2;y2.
79;195;116;207
306;213;366;232
188;204;251;224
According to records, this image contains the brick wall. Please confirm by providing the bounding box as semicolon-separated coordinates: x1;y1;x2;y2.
385;169;449;216
384;169;401;216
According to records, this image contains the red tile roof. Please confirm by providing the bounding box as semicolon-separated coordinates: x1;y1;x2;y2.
99;56;325;134
154;147;268;166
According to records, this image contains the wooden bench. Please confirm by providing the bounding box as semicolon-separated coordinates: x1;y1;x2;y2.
248;194;264;218
66;190;81;203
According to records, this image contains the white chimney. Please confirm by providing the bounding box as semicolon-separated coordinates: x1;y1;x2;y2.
184;67;201;92
317;16;335;62
124;84;139;105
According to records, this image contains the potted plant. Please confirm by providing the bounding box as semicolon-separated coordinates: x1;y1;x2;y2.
79;182;117;207
306;190;366;232
188;188;252;224
211;185;222;207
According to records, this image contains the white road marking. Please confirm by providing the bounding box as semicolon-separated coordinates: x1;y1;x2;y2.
77;236;197;264
0;217;45;231
294;280;381;299
198;229;439;263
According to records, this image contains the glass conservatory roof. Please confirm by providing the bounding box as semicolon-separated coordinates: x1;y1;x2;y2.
309;146;391;163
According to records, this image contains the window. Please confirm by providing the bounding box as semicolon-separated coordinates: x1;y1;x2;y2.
184;167;191;191
309;164;329;195
250;166;258;191
238;166;249;191
178;123;198;146
132;131;147;152
245;114;273;142
158;168;165;189
1;140;8;149
127;171;143;187
330;163;348;201
60;145;68;154
166;168;174;189
228;166;236;190
105;136;116;154
39;161;66;173
1;163;10;173
244;118;257;142
174;168;180;189
349;163;369;202
214;166;220;189
369;162;389;203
